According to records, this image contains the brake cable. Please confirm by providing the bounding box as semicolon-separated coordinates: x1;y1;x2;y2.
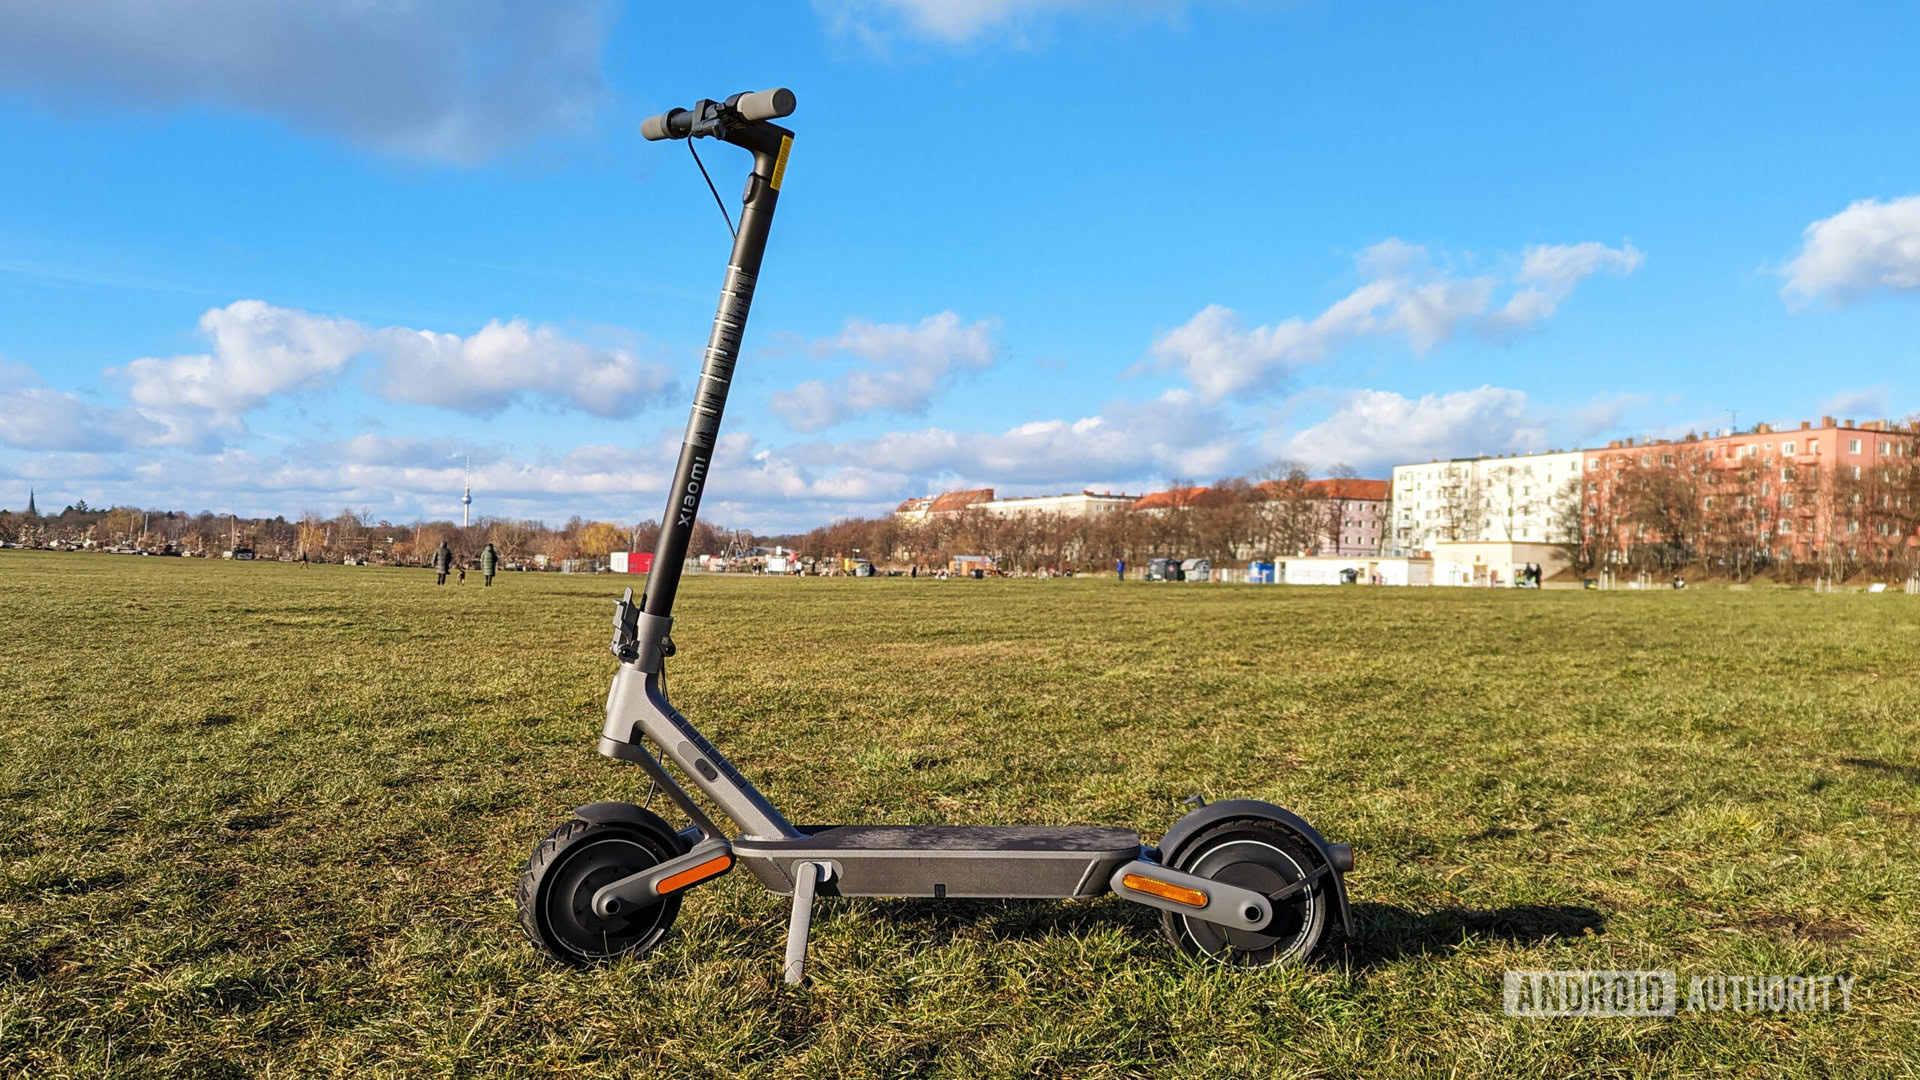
687;138;736;239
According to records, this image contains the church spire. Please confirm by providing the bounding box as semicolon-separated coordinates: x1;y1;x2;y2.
25;488;35;516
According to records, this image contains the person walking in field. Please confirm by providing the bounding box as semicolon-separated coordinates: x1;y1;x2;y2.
481;542;498;587
432;540;453;585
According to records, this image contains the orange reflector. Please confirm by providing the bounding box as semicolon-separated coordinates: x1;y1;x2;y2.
658;855;733;894
1121;873;1208;908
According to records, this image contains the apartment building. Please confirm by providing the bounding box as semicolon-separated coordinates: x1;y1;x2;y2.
893;488;995;523
1581;416;1917;567
1130;480;1391;556
1389;450;1583;553
895;489;1138;523
979;491;1140;518
1296;478;1390;555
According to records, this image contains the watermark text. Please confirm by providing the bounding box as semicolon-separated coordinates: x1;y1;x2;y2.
1505;970;1856;1017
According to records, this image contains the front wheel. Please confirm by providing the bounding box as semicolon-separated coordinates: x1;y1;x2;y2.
1160;818;1331;967
518;808;685;966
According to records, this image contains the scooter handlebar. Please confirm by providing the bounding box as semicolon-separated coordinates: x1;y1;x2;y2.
640;108;693;141
639;88;794;140
734;88;795;122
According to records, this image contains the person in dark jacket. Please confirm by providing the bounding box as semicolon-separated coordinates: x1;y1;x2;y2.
480;542;498;587
432;540;453;585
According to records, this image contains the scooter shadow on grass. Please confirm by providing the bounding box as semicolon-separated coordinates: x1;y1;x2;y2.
1340;902;1607;971
829;895;1162;949
819;896;1606;971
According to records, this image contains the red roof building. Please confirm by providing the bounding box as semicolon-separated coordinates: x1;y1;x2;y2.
1130;486;1235;511
928;488;995;513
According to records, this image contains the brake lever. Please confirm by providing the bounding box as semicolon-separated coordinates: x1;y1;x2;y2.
687;99;730;141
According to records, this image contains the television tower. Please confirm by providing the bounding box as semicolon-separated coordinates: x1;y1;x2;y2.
462;455;472;528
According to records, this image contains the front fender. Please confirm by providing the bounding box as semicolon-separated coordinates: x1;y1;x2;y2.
570;801;691;853
1156;799;1354;938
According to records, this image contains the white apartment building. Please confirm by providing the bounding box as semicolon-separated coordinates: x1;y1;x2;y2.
980;491;1138;519
1390;450;1583;552
897;489;1139;522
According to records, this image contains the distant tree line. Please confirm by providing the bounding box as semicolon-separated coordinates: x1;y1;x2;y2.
0;459;1378;574
0;501;752;567
784;461;1374;574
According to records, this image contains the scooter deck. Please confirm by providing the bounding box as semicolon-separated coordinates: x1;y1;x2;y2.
733;824;1142;899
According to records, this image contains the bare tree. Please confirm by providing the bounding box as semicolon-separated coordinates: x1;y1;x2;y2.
1548;475;1591;573
486;518;538;562
1321;463;1360;554
1612;458;1702;570
1434;465;1482;542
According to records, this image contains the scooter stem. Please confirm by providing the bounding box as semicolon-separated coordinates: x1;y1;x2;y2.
642;115;794;620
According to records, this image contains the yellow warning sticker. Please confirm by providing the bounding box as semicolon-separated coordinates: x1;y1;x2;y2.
770;135;792;190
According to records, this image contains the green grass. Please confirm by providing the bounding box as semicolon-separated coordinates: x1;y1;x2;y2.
1;550;1916;1078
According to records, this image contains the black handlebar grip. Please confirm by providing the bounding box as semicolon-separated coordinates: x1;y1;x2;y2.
734;88;795;123
640;108;692;141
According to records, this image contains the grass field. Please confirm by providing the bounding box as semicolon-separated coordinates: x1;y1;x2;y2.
1;550;1916;1078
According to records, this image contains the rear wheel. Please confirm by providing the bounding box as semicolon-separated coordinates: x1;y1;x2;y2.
518;808;685;966
1160;818;1331;967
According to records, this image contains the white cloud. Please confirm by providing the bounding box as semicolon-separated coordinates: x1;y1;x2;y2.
372;320;673;419
0;386;158;452
0;1;611;164
813;0;1195;44
1820;386;1888;419
1153;239;1641;402
103;301;673;446
1567;391;1651;439
0;452;126;486
770;312;1000;431
4;431;914;533
1781;195;1920;304
0;358;162;452
1278;387;1547;472
1491;241;1645;328
115;301;366;446
1148;295;1384;403
75;439;673;524
784;388;1248;489
328;433;468;469
0;360;38;391
2;382;1257;530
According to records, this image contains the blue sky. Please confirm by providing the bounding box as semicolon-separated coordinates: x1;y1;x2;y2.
2;0;1917;531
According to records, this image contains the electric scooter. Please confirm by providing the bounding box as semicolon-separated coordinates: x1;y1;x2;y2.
517;88;1356;982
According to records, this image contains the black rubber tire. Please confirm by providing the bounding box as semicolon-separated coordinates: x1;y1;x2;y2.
1159;817;1331;968
517;808;686;967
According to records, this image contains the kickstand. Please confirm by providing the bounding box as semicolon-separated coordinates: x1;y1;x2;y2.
783;861;831;985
